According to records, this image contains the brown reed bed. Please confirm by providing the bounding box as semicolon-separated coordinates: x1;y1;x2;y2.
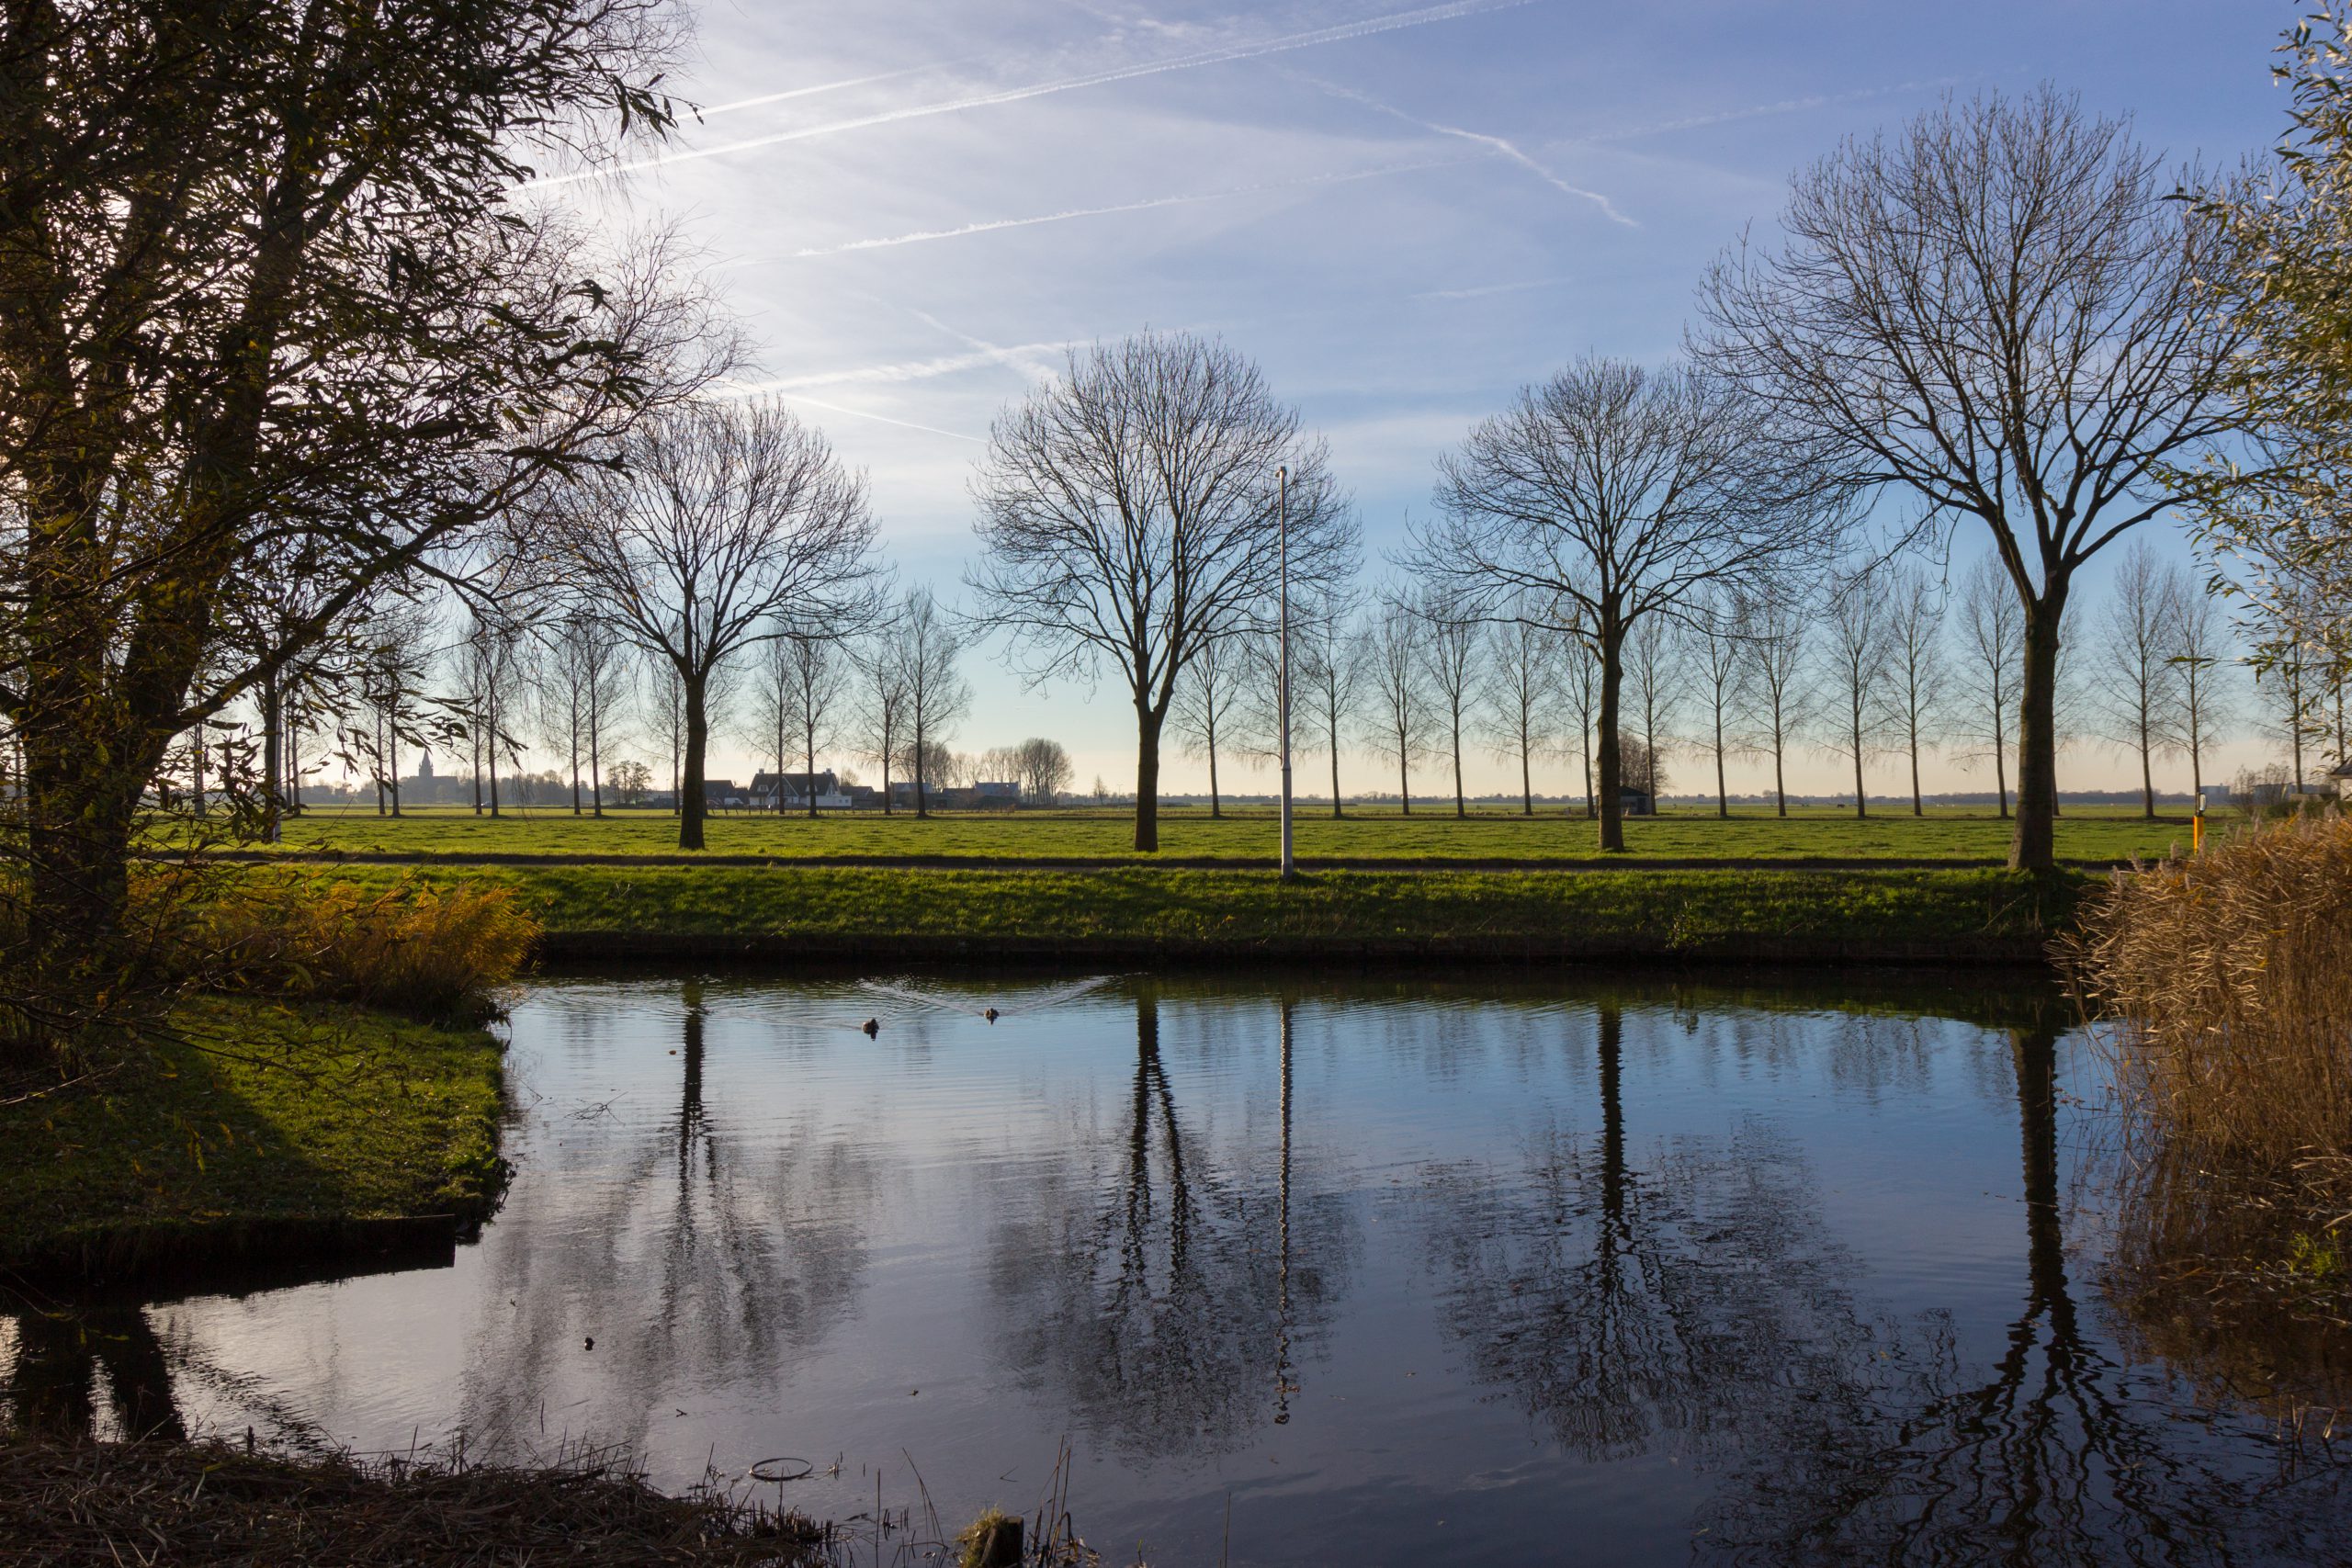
0;1433;835;1567
2064;815;2352;1327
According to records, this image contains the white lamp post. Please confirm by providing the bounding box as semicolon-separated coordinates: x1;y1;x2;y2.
1277;465;1295;880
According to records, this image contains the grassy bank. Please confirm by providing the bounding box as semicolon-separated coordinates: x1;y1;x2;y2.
313;863;2090;966
0;998;506;1279
245;801;2208;864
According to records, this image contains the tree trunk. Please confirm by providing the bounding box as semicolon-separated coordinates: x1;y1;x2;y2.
1714;713;1727;819
1851;696;1867;820
1910;721;1923;816
1521;739;1533;817
1329;719;1343;819
805;720;820;819
679;671;709;851
261;670;282;843
590;714;604;818
914;711;930;819
2140;729;2155;820
1597;625;1624;852
2010;589;2066;872
1452;712;1465;818
1134;705;1163;852
1397;748;1410;816
1771;712;1787;818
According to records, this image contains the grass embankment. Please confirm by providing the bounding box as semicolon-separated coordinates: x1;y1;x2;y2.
0;997;507;1279
317;862;2089;966
2069;818;2352;1332
254;801;2211;865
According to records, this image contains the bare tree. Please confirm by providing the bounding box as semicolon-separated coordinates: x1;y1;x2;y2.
349;599;439;818
1955;555;2024;818
455;608;528;818
1883;570;1948;817
1359;598;1429;814
1012;738;1074;805
641;653;688;815
1698;85;2241;867
1415;587;1483;817
1817;579;1892;818
1294;592;1363;818
968;333;1354;851
1681;591;1746;818
2164;583;2234;804
540;398;881;850
747;631;848;817
537;610;628;816
2092;542;2184;819
1479;594;1565;817
1740;590;1813;818
1171;632;1257;818
1623;616;1681;814
1562;614;1600;818
852;634;912;816
879;588;969;818
1417;356;1847;852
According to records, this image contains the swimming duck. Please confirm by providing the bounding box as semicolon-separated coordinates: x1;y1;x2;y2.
861;1018;880;1037
983;1008;999;1023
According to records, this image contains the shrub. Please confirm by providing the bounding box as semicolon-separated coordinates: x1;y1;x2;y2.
195;873;539;1019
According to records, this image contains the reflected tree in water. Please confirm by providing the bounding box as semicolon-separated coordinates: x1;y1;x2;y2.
1697;1013;2350;1566
3;1299;185;1442
456;981;881;1453
989;987;1354;1458
1410;1002;1884;1463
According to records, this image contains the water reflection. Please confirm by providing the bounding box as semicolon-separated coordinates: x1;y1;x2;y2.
1410;1001;1882;1464
989;984;1353;1460
454;980;879;1452
4;1298;184;1442
4;974;2346;1564
1698;1013;2350;1565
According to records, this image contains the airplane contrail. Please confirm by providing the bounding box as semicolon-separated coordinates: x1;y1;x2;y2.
526;0;1544;187
700;62;954;118
752;390;987;443
726;340;1081;395
1581;74;1973;144
765;153;1479;260
1306;74;1634;227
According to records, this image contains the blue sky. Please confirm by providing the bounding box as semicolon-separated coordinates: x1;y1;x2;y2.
555;0;2293;799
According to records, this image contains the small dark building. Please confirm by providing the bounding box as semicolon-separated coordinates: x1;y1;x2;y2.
1619;787;1654;818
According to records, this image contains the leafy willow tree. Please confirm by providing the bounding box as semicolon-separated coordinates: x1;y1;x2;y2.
1699;85;2241;869
0;0;718;1060
967;333;1354;852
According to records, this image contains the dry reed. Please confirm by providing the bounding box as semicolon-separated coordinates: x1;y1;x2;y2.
2065;816;2352;1337
2065;814;2352;1202
0;1434;833;1567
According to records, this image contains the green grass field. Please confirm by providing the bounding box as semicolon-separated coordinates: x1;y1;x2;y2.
254;801;2216;863
313;862;2086;967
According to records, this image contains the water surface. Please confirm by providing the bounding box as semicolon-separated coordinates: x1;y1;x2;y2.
6;972;2346;1564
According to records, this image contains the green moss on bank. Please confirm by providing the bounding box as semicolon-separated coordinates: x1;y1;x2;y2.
0;998;505;1276
312;863;2088;962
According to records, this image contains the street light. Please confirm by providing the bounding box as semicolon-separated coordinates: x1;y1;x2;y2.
1278;464;1295;880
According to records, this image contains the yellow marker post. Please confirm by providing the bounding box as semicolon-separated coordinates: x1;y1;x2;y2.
2192;793;2206;854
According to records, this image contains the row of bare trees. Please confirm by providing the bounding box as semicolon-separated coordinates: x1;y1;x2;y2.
1143;539;2249;822
956;85;2244;866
